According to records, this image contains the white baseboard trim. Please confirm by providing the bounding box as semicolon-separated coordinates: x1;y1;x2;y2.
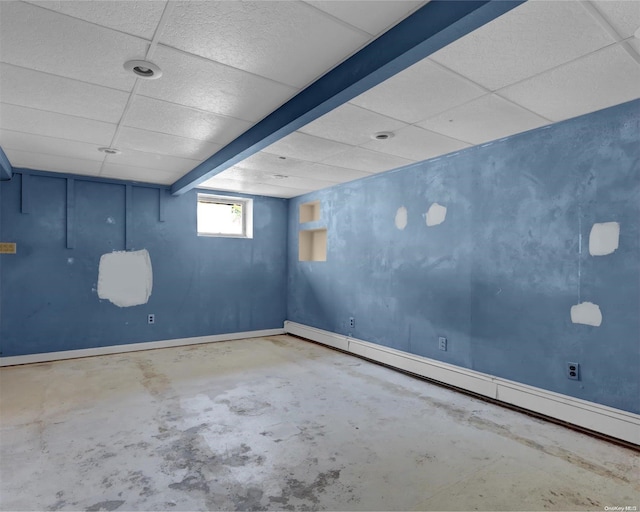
284;321;640;445
0;328;286;367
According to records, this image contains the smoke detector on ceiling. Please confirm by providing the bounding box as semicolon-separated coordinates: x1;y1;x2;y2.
124;60;162;80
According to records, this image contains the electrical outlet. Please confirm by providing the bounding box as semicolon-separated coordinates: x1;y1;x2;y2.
438;336;447;351
567;362;580;380
349;317;355;329
148;314;155;325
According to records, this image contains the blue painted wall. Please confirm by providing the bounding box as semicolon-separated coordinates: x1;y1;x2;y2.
287;100;640;414
0;173;287;356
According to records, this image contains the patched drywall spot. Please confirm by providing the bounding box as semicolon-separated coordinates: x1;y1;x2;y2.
589;222;619;256
426;203;447;227
97;249;153;307
106;217;115;224
67;257;74;265
570;302;602;327
395;207;407;230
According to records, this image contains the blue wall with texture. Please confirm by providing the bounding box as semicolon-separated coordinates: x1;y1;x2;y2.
0;174;287;357
287;100;640;414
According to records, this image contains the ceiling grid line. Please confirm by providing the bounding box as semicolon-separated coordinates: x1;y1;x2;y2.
0;62;132;95
582;1;640;63
21;0;158;41
1;0;638;197
145;1;174;59
144;43;299;97
100;1;176;176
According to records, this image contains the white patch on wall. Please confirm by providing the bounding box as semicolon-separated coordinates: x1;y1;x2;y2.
426;203;447;227
395;206;408;230
106;217;115;224
97;249;153;308
570;301;602;327
589;222;619;256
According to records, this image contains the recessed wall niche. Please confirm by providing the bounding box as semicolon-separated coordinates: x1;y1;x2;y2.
299;201;320;223
299;229;327;262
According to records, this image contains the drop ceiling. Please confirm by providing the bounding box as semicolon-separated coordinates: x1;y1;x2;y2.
0;0;638;198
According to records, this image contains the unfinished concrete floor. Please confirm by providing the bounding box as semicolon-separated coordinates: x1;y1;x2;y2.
1;335;638;511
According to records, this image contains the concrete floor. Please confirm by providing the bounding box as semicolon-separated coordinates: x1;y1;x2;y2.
1;335;638;511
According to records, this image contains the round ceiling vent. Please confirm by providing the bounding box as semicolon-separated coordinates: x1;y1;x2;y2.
372;131;395;141
98;147;121;155
123;60;163;80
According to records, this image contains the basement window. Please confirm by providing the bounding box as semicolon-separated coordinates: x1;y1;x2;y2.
197;194;253;238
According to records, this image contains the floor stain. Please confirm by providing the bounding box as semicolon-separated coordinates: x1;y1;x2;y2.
217;397;271;417
343;363;637;488
268;469;342;508
135;359;171;398
232;486;266;511
467;415;638;487
85;500;125;511
3;336;637;512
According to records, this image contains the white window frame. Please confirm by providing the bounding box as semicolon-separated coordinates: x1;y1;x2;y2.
197;193;253;239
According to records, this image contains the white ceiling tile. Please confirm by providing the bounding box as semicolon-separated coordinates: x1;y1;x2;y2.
232;151;369;183
160;1;369;88
498;44;640;122
0;64;129;123
0;1;147;91
590;1;640;39
104;149;200;174
100;163;177;185
628;37;640;56
321;146;413;173
304;1;425;35
138;45;297;122
218;166;335;191
262;132;352;162
233;151;317;175
299;103;407;146
430;1;615;91
199;177;304;198
0;129;105;161
116;127;222;161
418;94;549;145
4;148;102;176
24;0;166;40
303;163;372;183
258;175;335;192
362;125;470;161
124;96;252;145
0;103;116;145
350;58;486;123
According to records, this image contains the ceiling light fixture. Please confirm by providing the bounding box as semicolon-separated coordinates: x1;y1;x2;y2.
124;59;163;80
372;131;395;141
98;147;121;155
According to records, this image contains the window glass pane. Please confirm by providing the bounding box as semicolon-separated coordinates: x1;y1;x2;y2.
197;201;243;235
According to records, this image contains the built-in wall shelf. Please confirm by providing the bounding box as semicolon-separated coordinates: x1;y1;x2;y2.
299;229;327;262
299;201;320;223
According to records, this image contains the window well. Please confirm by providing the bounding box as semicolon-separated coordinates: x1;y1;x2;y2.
197;194;253;238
